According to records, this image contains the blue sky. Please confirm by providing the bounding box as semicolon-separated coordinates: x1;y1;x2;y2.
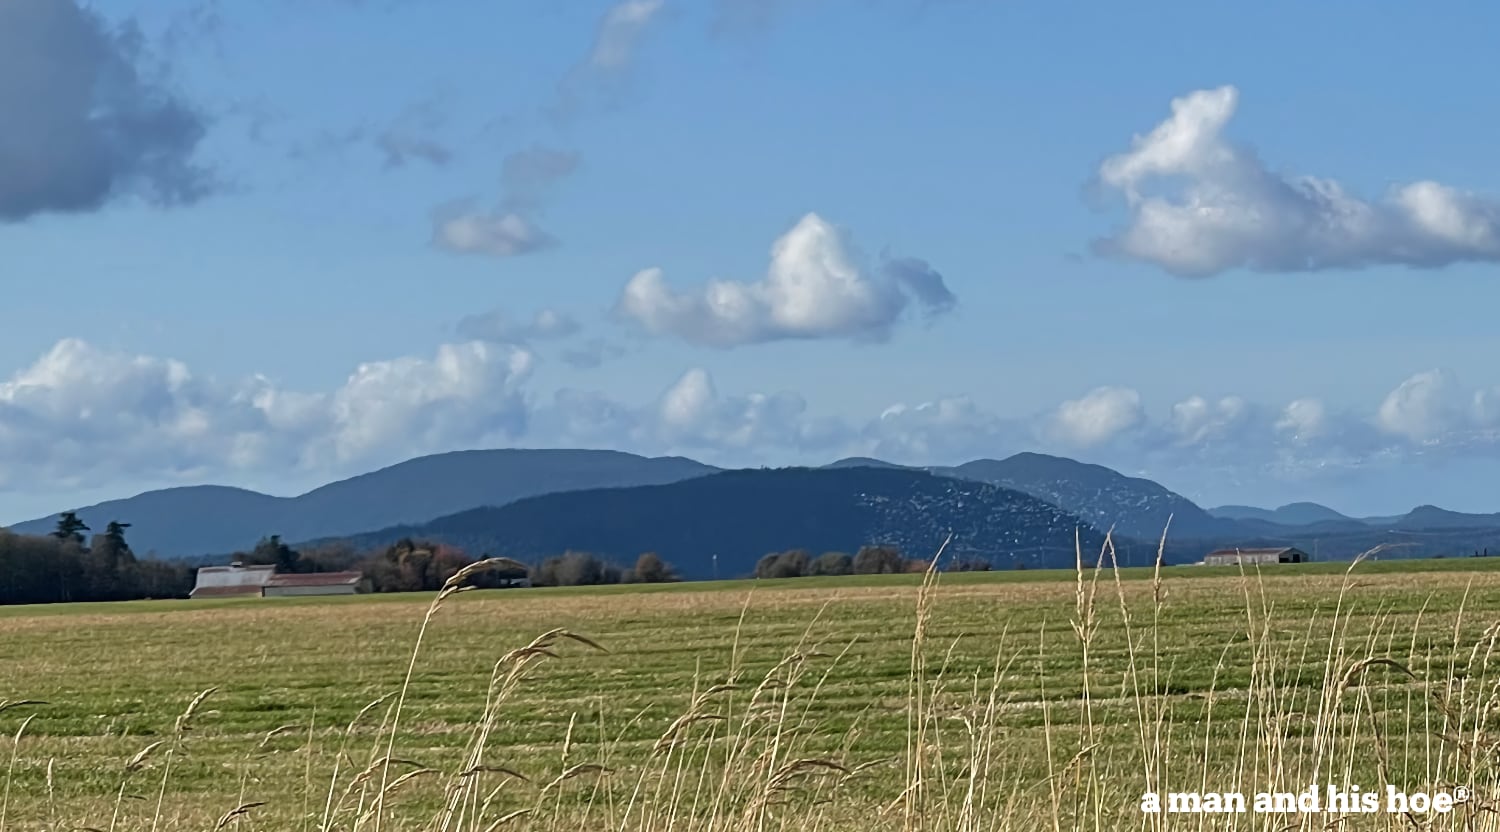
4;0;1500;524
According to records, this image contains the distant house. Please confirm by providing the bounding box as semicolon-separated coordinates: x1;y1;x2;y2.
1203;547;1309;567
189;562;366;599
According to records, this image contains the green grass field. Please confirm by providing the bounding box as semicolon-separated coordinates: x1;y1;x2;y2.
6;556;1500;831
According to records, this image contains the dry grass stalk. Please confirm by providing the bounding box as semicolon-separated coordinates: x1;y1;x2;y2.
479;808;531;831
0;714;37;832
212;800;265;830
540;763;614;794
767;758;849;790
174;687;217;735
124;741;165;773
256;723;303;751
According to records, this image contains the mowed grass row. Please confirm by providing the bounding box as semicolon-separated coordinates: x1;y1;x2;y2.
5;557;1500;830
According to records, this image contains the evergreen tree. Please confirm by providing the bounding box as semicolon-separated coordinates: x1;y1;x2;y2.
103;521;134;565
88;520;136;574
247;535;302;573
51;511;90;546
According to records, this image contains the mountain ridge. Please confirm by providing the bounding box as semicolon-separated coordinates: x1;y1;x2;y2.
313;466;1119;578
8;449;719;556
931;453;1231;541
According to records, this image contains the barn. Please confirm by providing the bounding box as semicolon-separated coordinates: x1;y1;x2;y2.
189;562;366;599
188;563;276;598
1202;547;1309;567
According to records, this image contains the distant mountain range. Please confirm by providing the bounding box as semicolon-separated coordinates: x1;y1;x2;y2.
319;466;1115;578
11;447;1500;569
1207;501;1500;533
7;450;716;556
1387;505;1500;530
1208;502;1356;526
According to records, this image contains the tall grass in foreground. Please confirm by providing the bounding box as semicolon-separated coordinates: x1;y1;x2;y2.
6;538;1500;830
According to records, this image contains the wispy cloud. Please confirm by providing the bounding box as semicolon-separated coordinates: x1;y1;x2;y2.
285;98;455;172
549;0;668;123
431;145;580;259
376;99;454;169
455;308;582;344
499;147;582;210
430;201;557;258
560;338;629;369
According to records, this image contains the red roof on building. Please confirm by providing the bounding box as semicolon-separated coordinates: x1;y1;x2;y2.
1205;547;1303;558
189;585;265;598
264;571;363;588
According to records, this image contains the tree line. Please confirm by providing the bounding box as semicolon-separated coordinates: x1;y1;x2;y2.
0;513;688;604
488;545;989;584
1;512;994;606
755;545;909;578
0;513;193;605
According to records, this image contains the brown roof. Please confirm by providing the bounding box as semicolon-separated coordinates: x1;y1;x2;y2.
265;571;363;588
189;585;265;598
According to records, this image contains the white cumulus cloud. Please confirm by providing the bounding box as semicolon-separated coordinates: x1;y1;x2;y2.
615;213;956;347
1375;369;1466;442
1049;387;1145;447
1275;398;1328;442
0;338;533;488
857;397;1017;463
1169;395;1251;446
533;368;846;459
1096;86;1500;277
315;341;533;465
652;368;840;450
17;339;1500;512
